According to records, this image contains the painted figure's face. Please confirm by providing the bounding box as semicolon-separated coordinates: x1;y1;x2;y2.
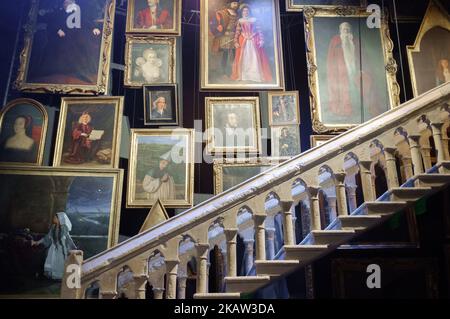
242;7;250;18
148;0;159;7
156;97;166;110
14;117;27;134
227;113;238;128
340;23;353;37
440;59;449;69
159;159;169;170
230;2;239;10
80;114;91;125
52;215;60;225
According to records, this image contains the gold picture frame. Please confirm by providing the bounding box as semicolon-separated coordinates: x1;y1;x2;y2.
286;0;367;12
127;128;195;209
200;0;285;91
14;0;116;95
53;96;124;169
124;35;176;88
310;134;335;148
213;157;285;194
0;166;123;298
126;0;182;35
304;7;401;134
407;0;450;97
268;91;301;126
0;98;48;166
205;97;262;155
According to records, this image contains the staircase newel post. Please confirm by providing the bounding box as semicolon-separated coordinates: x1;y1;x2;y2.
61;250;84;299
195;243;210;294
165;259;179;299
224;228;238;277
408;135;425;175
359;161;376;202
334;172;349;217
431;123;446;164
308;186;322;231
254;214;267;261
384;147;400;189
280;201;295;246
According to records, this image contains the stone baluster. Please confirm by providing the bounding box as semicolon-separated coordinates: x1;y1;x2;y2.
165;259;179;299
99;273;119;299
431;123;445;164
266;227;276;260
61;250;84;299
359;161;376;202
133;275;148;299
308;186;322;231
401;156;414;181
224;228;238;277
280;201;295;246
196;243;210;294
177;275;188;299
408;135;425;176
153;287;165;299
244;239;255;274
346;184;358;213
384;147;400;189
421;145;433;171
334;172;349;216
254;214;267;261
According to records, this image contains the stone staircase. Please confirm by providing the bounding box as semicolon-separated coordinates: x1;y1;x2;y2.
61;83;450;299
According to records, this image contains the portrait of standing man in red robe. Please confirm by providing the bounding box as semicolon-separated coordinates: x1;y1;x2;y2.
135;0;173;30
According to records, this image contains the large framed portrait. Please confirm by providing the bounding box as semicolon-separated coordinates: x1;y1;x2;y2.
126;0;181;35
407;1;450;97
124;35;176;88
200;0;285;91
205;97;262;154
144;84;178;126
304;7;400;133
0;99;48;166
53;97;124;169
0;167;123;298
268;91;300;126
14;0;116;95
286;0;367;12
271;125;301;158
213;157;285;194
127;129;195;209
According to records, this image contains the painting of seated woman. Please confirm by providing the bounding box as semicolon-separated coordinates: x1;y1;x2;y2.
0;99;48;166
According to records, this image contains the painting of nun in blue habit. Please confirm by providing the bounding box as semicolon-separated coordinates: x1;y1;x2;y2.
33;212;77;280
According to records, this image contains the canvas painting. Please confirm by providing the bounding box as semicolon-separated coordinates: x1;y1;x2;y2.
271;126;301;158
0;99;48;166
144;85;178;126
0;167;123;297
269;91;300;125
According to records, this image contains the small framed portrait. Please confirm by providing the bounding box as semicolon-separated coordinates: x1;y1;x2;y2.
271;126;301;158
126;0;181;35
127;129;195;208
144;84;178;126
407;1;450;97
286;0;367;12
268;91;300;126
213;157;285;194
53;97;124;169
0;166;123;298
310;134;334;148
0;98;48;166
14;0;116;95
124;35;176;88
205;97;262;154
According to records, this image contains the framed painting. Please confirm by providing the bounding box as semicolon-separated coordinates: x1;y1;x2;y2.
310;134;334;147
124;35;176;87
304;7;400;133
0;99;48;166
213;157;285;194
14;0;116;95
271;126;301;158
126;0;181;35
127;129;195;208
200;0;285;91
268;91;300;126
144;84;178;126
407;1;450;97
286;0;367;12
205;97;262;154
53;97;124;169
0;167;123;298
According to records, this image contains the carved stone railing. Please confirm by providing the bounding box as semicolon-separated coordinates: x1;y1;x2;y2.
62;83;450;299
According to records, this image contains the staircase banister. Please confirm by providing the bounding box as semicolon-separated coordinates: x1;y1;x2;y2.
79;83;450;282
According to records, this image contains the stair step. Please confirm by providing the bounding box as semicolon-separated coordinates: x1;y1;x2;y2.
390;187;432;203
283;245;329;263
310;230;356;246
194;293;241;299
339;215;384;230
417;174;450;188
255;260;299;278
365;201;408;215
224;276;271;294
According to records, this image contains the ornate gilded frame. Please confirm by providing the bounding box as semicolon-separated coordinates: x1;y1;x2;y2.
0;98;48;166
143;84;179;126
310;134;335;148
304;7;401;133
268;91;301;126
14;0;116;95
205;97;262;155
126;0;181;35
127;128;195;209
407;1;450;97
213;157;285;194
286;0;367;12
200;0;285;91
124;35;176;88
52;96;124;169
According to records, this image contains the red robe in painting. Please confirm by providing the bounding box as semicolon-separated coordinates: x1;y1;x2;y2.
137;6;172;29
64;123;93;164
231;17;273;83
327;35;379;118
